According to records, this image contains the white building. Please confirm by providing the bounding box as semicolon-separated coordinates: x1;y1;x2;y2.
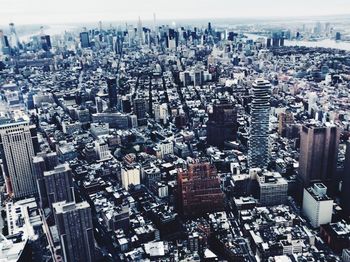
302;183;333;228
154;103;168;124
256;171;288;206
121;166;141;190
159;140;174;159
94;139;111;161
6;198;42;240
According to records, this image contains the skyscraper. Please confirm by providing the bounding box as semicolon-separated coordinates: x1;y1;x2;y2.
133;97;147;125
341;140;350;215
33;151;59;207
298;124;340;186
0;121;39;198
107;76;118;109
137;16;143;45
177;160;224;217
206;99;238;148
40;35;52;51
80;32;90;48
53;201;95;262
8;23;20;49
278;109;294;137
248;79;272;169
44;164;75;209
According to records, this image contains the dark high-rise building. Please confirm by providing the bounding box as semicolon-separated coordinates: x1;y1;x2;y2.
177;160;224;217
335;32;341;41
33;152;59;207
0;121;39;198
133;98;147;125
341;141;350;215
44;164;75;209
298;124;340;187
248;79;271;169
115;35;123;54
80;32;90;48
53;201;95;262
272;37;279;47
208;22;212;34
40;35;51;51
278;110;294;137
107;77;118;109
206;100;238;148
266;38;272;48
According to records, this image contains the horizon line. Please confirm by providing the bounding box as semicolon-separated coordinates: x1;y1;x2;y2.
1;13;350;28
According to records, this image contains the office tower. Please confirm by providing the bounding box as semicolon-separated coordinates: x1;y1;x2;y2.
208;22;212;34
256;171;288;206
9;23;20;49
80;32;90;48
107;76;118;109
153;13;157;33
0;121;39;198
40;35;51;51
167;28;178;50
0;30;7;53
133;97;147;125
44;164;75;208
336;32;342;41
280;37;285;47
33;152;59;207
298;124;340;186
206;99;238;148
302;183;333;228
341;141;350;215
272;32;280;48
98;21;102;32
53;201;95;262
177;161;224;217
248;79;271;169
137;16;143;45
278;110;294;137
115;35;123;54
266;38;271;48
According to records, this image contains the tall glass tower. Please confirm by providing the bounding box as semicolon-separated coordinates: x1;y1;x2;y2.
248;79;271;169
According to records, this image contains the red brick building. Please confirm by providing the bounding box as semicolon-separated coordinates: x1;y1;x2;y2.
177;161;224;217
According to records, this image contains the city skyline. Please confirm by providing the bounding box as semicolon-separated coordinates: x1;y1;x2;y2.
0;0;350;25
1;1;350;261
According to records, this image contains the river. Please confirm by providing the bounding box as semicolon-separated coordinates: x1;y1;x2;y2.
245;33;350;51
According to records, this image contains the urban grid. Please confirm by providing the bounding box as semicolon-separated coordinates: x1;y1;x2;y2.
0;2;350;262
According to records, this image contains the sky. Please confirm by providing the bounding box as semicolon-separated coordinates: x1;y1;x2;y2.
0;0;349;26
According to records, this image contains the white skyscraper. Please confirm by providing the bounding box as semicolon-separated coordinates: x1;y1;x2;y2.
0;121;38;198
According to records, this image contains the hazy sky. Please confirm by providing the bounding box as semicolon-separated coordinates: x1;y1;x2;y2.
0;0;349;25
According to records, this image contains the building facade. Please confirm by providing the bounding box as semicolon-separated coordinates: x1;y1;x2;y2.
302;183;333;228
0;121;38;198
248;79;271;169
177;161;224;217
298;124;340;186
53;201;95;262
